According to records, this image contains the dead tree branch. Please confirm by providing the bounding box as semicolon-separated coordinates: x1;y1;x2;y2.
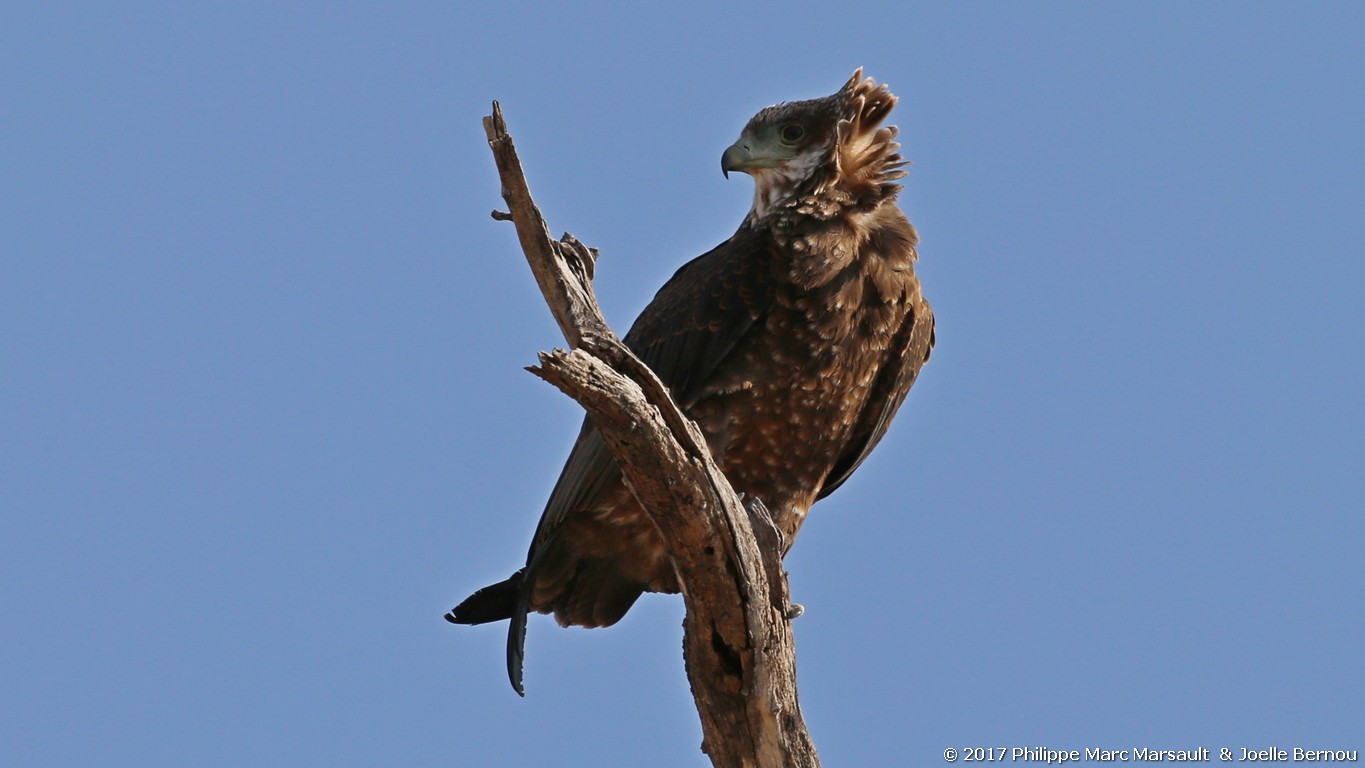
482;101;820;768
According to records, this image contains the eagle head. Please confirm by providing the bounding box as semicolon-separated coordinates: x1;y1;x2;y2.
722;68;907;223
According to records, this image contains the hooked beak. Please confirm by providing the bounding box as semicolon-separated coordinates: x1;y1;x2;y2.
721;142;751;179
723;138;789;178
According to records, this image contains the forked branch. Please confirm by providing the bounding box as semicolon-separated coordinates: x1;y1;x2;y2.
482;101;819;768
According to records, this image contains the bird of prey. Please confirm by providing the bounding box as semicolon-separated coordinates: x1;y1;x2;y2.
449;69;934;694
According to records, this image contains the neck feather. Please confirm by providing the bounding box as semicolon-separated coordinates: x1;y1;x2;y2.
745;150;826;223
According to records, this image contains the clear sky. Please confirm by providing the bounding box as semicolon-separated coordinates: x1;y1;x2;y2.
4;3;1363;766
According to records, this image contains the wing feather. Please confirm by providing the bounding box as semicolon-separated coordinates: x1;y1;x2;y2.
524;226;774;548
505;225;774;692
820;299;934;498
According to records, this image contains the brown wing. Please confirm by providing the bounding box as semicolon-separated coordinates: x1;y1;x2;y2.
819;297;935;498
504;225;775;693
624;225;777;408
523;225;775;554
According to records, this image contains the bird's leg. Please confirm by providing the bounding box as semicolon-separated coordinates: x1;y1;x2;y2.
741;496;804;620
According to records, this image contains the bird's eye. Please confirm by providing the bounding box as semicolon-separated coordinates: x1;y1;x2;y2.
779;123;805;143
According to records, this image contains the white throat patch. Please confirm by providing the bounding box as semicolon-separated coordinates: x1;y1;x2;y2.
746;150;825;223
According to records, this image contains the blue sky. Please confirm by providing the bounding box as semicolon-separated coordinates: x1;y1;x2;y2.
4;3;1363;766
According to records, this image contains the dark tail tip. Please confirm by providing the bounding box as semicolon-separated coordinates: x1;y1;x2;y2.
445;569;524;625
445;568;530;695
508;608;527;697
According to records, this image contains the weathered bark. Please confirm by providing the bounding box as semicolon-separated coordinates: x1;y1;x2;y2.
482;102;821;768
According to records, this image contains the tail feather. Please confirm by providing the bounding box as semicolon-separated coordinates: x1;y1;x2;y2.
444;569;532;696
445;570;523;625
508;580;533;696
447;546;648;696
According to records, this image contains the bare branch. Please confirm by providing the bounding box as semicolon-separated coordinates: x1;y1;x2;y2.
483;102;607;347
486;101;820;768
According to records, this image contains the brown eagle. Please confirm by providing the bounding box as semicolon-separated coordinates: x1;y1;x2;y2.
449;69;934;694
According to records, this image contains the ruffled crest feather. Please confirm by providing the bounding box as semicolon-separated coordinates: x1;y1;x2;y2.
829;68;908;205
